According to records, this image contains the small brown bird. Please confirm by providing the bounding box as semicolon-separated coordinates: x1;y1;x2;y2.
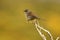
24;9;40;21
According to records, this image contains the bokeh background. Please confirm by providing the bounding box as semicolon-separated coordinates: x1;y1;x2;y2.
0;0;60;40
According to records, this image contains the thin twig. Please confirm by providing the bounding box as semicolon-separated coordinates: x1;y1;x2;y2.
33;20;53;40
56;37;60;40
35;22;46;40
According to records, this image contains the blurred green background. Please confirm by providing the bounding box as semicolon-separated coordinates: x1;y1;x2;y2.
0;0;60;40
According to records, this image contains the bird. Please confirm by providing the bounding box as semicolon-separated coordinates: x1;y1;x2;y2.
24;9;40;21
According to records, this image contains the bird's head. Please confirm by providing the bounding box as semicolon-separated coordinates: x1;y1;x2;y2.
24;9;32;14
24;9;28;12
